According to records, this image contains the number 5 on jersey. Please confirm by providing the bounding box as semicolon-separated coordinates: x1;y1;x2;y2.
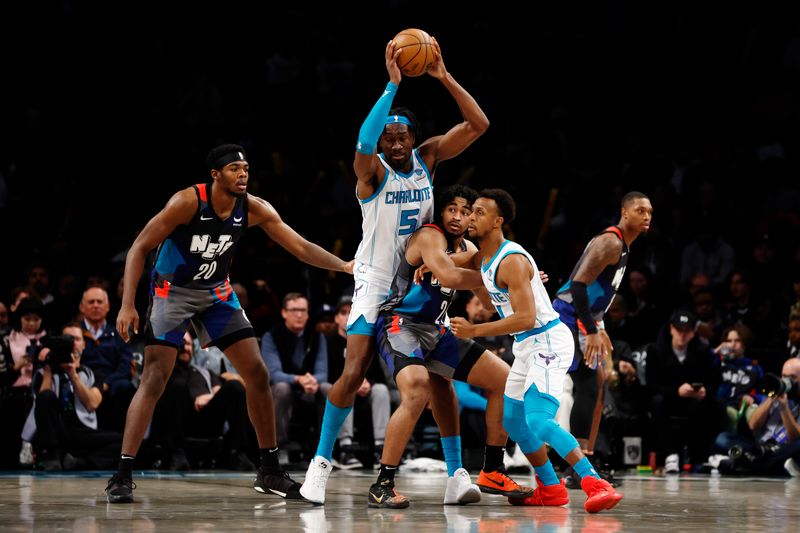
398;208;419;236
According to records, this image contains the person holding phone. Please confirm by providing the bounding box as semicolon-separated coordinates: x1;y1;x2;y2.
643;309;722;473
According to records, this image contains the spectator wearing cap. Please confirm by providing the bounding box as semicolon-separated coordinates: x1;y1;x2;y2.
644;309;723;471
324;295;392;469
260;292;329;458
313;302;337;336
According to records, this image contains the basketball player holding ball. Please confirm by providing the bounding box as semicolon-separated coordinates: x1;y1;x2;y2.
301;32;490;505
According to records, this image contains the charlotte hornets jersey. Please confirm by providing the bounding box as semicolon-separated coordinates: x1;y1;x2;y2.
381;224;466;326
353;150;434;283
152;183;248;290
480;240;560;339
553;226;628;329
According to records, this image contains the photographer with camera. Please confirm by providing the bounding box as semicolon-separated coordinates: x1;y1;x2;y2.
28;322;122;470
714;358;800;477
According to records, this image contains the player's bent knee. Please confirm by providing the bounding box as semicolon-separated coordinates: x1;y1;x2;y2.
503;395;542;454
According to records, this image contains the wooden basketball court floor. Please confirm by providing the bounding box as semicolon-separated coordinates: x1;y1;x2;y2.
1;469;799;532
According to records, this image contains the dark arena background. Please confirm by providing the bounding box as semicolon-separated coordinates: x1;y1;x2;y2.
1;1;800;531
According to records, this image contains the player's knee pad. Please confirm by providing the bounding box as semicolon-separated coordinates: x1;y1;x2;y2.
503;395;542;454
523;386;578;458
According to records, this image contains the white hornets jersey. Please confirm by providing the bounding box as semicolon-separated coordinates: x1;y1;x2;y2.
480;240;561;338
354;149;434;282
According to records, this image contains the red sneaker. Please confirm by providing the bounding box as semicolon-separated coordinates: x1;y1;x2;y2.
581;476;623;513
476;469;534;498
508;476;569;506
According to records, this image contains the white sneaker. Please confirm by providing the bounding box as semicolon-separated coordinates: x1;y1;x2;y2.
300;456;333;504
19;441;34;466
664;453;680;474
706;454;728;469
784;458;800;477
444;468;481;505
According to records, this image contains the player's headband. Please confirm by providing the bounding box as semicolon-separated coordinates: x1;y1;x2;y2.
384;115;413;129
211;150;247;170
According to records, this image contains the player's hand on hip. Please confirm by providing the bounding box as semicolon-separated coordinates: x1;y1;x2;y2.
343;259;355;276
116;306;139;343
450;317;475;339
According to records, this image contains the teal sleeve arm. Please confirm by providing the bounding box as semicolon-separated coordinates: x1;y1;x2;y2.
356;82;398;155
454;381;488;412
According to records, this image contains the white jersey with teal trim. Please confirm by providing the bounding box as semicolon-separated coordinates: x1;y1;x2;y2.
353;149;434;283
480;240;560;336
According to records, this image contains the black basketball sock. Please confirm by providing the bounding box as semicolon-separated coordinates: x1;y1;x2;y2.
483;445;505;473
260;447;280;474
377;464;398;484
118;455;135;478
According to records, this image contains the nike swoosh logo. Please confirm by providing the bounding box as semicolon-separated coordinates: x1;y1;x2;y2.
484;477;506;488
200;215;213;221
382;90;390;98
269;488;287;498
371;492;384;504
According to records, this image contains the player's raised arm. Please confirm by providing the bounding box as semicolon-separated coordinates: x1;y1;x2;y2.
353;41;403;196
417;36;489;168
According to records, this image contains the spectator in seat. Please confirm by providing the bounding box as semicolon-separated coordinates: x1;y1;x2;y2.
79;287;136;432
645;309;722;472
260;292;329;458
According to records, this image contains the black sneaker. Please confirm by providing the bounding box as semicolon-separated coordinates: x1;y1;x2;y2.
367;479;410;508
253;468;303;499
332;448;364;470
106;473;136;503
40;456;63;472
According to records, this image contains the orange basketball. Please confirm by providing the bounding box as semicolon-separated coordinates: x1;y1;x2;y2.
392;28;435;77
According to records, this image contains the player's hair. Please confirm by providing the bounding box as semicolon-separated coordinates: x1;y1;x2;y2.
206;144;246;170
385;107;422;143
621;191;649;207
435;184;479;226
479;188;516;224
